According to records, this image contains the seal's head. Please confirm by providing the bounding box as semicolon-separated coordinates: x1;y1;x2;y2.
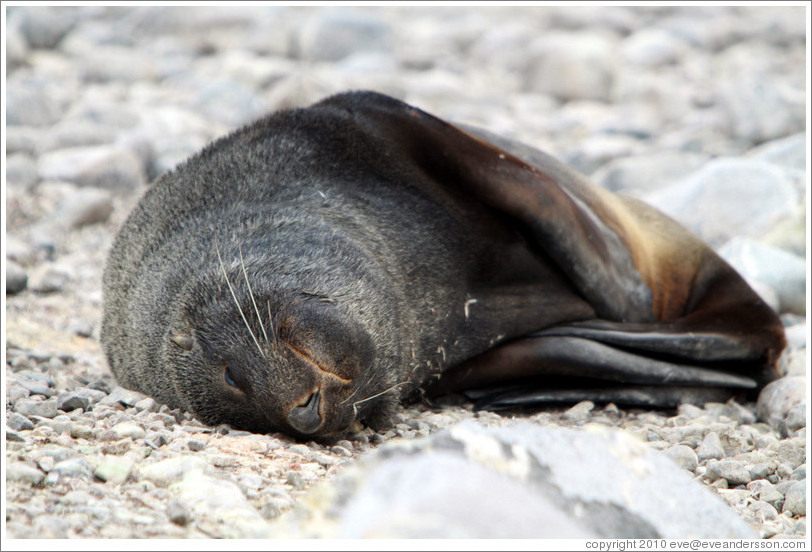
141;206;402;438
161;240;404;439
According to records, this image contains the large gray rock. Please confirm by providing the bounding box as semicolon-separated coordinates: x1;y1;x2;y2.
757;377;807;436
718;237;806;315
643;158;800;247
721;72;805;145
274;421;756;538
592;152;709;196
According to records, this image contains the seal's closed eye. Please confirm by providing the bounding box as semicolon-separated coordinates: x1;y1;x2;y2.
224;361;241;391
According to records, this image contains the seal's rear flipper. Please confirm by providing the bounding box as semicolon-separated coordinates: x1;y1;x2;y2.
429;333;761;400
465;384;742;411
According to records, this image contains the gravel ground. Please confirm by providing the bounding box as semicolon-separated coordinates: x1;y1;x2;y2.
3;5;809;541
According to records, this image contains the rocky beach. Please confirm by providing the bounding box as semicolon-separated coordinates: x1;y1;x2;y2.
4;5;808;542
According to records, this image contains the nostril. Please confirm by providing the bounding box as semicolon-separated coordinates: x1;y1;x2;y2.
287;391;322;434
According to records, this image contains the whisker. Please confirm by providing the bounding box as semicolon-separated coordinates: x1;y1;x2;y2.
352;380;409;407
239;245;269;344
266;299;277;343
340;373;376;405
215;240;266;358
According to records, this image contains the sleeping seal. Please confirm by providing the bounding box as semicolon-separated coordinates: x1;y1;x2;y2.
101;91;786;439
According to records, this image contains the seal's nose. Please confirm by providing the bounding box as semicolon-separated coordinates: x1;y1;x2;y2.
287;390;322;434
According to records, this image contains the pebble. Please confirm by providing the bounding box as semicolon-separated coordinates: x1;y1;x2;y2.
37;145;145;190
209;454;236;468
561;400;595;423
524;32;617;102
14;6;77;49
5;153;39;189
721;70;805;144
58;392;91;412
51;457;94;479
747;479;783;504
99;387;149;408
297;9;394;62
15;376;54;397
166;500;192;526
748;500;780;521
95;455;135;485
6;260;29;295
53;187;115;229
134;398;158;413
664;444;699;472
705;459;752;487
782;481;806;516
138;456;207;487
7;412;36;431
6;82;66;127
187;439;206;452
621;28;688;67
111;422;146;440
776;439;805;470
28;264;72;294
6;463;47;485
14;397;60;419
285;471;307;490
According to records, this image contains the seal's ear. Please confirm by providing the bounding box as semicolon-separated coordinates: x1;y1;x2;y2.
168;327;194;351
317;91;785;404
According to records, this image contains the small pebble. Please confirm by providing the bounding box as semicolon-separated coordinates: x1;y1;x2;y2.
14;398;59;419
562;400;595;423
7;412;35;431
111;422;146;440
209;454;237;468
6;260;29;295
782;481;806;516
94;455;135;485
697;431;726;460
187;439;206;452
748;500;780;521
58;392;91;412
705;459;752;486
99;387;148;408
747;479;783;504
51;458;94;479
665;444;699;471
166;500;192;526
6;463;46;485
138;456;206;487
285;471;306;490
134;397;158;413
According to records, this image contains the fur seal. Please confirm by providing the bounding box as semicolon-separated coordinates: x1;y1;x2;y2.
101;90;786;438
